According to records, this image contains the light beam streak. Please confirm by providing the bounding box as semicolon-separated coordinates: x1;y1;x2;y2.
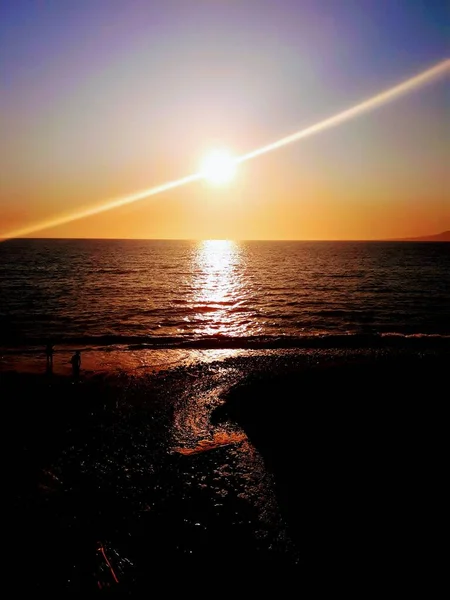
237;58;450;164
2;173;201;240
1;58;449;241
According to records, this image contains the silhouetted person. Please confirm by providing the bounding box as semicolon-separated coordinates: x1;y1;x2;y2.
70;350;81;381
45;342;54;367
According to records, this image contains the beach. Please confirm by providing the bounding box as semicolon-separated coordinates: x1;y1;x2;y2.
4;344;448;592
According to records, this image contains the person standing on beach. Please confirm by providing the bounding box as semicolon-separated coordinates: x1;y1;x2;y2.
70;350;81;381
45;342;54;367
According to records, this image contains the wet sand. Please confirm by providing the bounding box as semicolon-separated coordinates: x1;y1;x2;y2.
4;347;448;592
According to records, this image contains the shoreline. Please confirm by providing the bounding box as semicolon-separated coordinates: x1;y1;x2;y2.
2;335;449;377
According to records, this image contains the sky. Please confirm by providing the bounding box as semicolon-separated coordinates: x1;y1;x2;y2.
0;0;449;240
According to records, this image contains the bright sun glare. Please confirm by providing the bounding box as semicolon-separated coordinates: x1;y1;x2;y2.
200;149;237;185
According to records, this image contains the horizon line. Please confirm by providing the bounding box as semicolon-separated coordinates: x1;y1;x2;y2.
5;234;449;243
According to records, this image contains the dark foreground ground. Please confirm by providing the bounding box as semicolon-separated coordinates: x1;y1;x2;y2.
4;348;448;593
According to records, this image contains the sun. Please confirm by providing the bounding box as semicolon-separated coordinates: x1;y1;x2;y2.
200;149;237;185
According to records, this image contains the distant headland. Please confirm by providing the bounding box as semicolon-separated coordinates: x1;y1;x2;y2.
391;231;450;242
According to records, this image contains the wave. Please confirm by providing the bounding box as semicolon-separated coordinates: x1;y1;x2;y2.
2;332;450;351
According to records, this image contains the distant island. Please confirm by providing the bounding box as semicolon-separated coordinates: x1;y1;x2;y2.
392;231;450;242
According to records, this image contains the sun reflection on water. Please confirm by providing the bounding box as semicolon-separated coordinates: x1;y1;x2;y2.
191;240;246;336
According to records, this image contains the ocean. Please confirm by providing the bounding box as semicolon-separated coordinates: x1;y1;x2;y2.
1;238;449;350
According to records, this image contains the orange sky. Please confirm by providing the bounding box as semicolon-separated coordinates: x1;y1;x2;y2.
1;3;449;241
2;121;448;241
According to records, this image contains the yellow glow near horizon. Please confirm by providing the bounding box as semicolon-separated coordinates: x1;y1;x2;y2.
200;149;237;185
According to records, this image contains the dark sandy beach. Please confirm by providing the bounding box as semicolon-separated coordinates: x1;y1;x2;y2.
4;346;448;592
